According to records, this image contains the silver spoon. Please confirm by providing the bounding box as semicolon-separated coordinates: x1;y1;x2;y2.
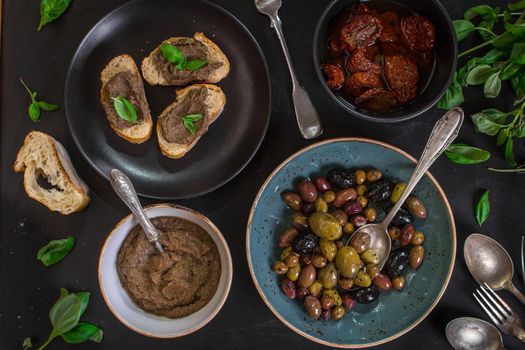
348;108;464;269
109;169;164;253
446;317;505;350
464;233;525;305
254;0;323;139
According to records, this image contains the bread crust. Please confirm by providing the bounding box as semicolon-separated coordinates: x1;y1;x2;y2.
141;32;230;86
100;54;153;143
157;84;226;158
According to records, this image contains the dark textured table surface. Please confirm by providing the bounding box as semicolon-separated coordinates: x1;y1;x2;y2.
1;0;525;349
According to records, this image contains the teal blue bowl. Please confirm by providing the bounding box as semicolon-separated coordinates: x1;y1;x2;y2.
246;138;456;348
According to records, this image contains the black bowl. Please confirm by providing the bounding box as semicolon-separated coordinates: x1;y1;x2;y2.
313;0;457;123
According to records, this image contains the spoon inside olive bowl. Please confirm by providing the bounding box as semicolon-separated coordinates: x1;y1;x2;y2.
464;233;525;306
109;169;164;254
347;108;464;270
446;317;505;350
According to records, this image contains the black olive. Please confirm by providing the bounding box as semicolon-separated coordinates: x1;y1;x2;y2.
367;181;393;202
292;230;318;254
385;248;409;278
391;206;414;227
351;286;380;304
327;168;355;188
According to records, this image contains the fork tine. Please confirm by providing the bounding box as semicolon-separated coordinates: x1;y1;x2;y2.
476;288;506;321
483;282;513;314
521;235;524;285
474;292;500;325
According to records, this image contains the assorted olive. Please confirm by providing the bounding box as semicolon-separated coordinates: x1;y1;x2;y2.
274;168;428;321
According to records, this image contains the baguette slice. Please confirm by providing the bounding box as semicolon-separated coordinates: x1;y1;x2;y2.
142;32;230;86
157;84;226;159
13;131;90;215
100;54;153;143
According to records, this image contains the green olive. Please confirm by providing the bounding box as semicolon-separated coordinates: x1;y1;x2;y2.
366;169;382;183
356;185;367;196
284;254;300;267
318;263;338;289
390;182;407;203
412;231;425;245
364;207;377;222
323;190;336;203
388;226;401;240
308;280;323;297
314;197;328;213
319;239;337;262
272;260;288;275
309;212;343;240
356;195;368;208
355;169;366;185
339;277;354;290
361;249;380;265
287;265;301;282
322;288;342;306
331;305;345;320
354;270;372;287
280;246;293;260
291;212;309;230
335;246;360;278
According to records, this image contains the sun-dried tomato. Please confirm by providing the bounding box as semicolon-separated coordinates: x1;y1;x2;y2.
346;49;381;74
339;14;383;52
384;55;419;104
355;88;398;111
346;71;384;97
322;62;345;90
401;15;436;52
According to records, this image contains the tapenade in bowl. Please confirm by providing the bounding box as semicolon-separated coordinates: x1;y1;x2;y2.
313;0;457;122
99;204;233;338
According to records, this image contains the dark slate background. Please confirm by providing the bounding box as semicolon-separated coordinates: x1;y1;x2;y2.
1;0;524;349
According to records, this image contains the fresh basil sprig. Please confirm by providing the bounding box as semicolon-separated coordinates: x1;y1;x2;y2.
20;78;59;122
444;143;491;164
28;288;103;350
111;96;137;124
23;337;32;349
475;190;491;226
438;2;525;108
182;114;203;135
37;237;75;267
160;43;208;71
38;0;72;31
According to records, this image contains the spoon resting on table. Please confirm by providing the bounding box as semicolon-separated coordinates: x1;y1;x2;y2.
446;317;506;350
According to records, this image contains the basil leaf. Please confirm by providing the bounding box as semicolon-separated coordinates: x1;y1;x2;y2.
509;0;525;11
49;293;82;335
38;0;72;31
22;337;32;349
437;73;464;109
494;31;519;48
484;72;502;97
61;322;103;344
454;19;476;41
478;19;497;41
481;49;509;64
475;190;490;227
471;109;509;135
160;43;183;64
465;64;495;85
29;102;41;123
38;101;59;111
511;71;525;101
500;62;522;80
510;43;525;64
175;55;187;70
444;143;491;164
60;288;69;298
183;119;196;135
505;136;517;166
184;113;203;122
503;10;512;23
464;5;495;20
37;237;75;267
514;122;525;137
77;292;90;317
497;128;510;145
185;59;207;71
111;96;137;124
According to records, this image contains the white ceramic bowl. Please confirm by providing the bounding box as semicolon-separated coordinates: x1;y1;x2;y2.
98;204;233;338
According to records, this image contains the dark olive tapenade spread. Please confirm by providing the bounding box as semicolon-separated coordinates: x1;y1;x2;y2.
159;87;209;144
102;71;146;129
117;216;221;319
152;38;223;85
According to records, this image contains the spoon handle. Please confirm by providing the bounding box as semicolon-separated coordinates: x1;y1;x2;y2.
506;281;525;306
110;169;164;253
382;108;464;228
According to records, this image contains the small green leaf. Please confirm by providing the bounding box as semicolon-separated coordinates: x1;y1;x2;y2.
185;59;207;71
38;0;72;31
160;43;183;64
29;102;41;123
77;292;90;317
503;10;512;23
497;128;510;145
465;64;495;85
49;293;82;335
37;237;75;267
22;337;32;349
444;143;491;164
504;136;517;166
111;96;137;124
500;62;522;80
38;101;59;111
471;108;509;135
510;43;525;64
437;72;464;109
61;322;103;344
480;49;509;64
514;122;525;137
494;31;519;48
484;72;502;97
509;0;525;11
182;114;202;135
453;19;476;41
475;190;490;226
511;71;525;101
464;5;495;20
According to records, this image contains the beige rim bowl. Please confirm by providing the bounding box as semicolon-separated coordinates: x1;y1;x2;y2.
98;203;233;338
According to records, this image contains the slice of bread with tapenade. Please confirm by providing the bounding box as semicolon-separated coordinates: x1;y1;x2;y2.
157;84;226;159
100;54;153;143
13;131;90;215
141;32;230;86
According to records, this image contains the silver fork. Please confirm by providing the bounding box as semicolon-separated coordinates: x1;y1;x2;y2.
521;235;524;287
474;282;525;342
254;0;323;140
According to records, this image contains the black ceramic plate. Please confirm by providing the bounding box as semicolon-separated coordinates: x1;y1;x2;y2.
65;0;270;199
